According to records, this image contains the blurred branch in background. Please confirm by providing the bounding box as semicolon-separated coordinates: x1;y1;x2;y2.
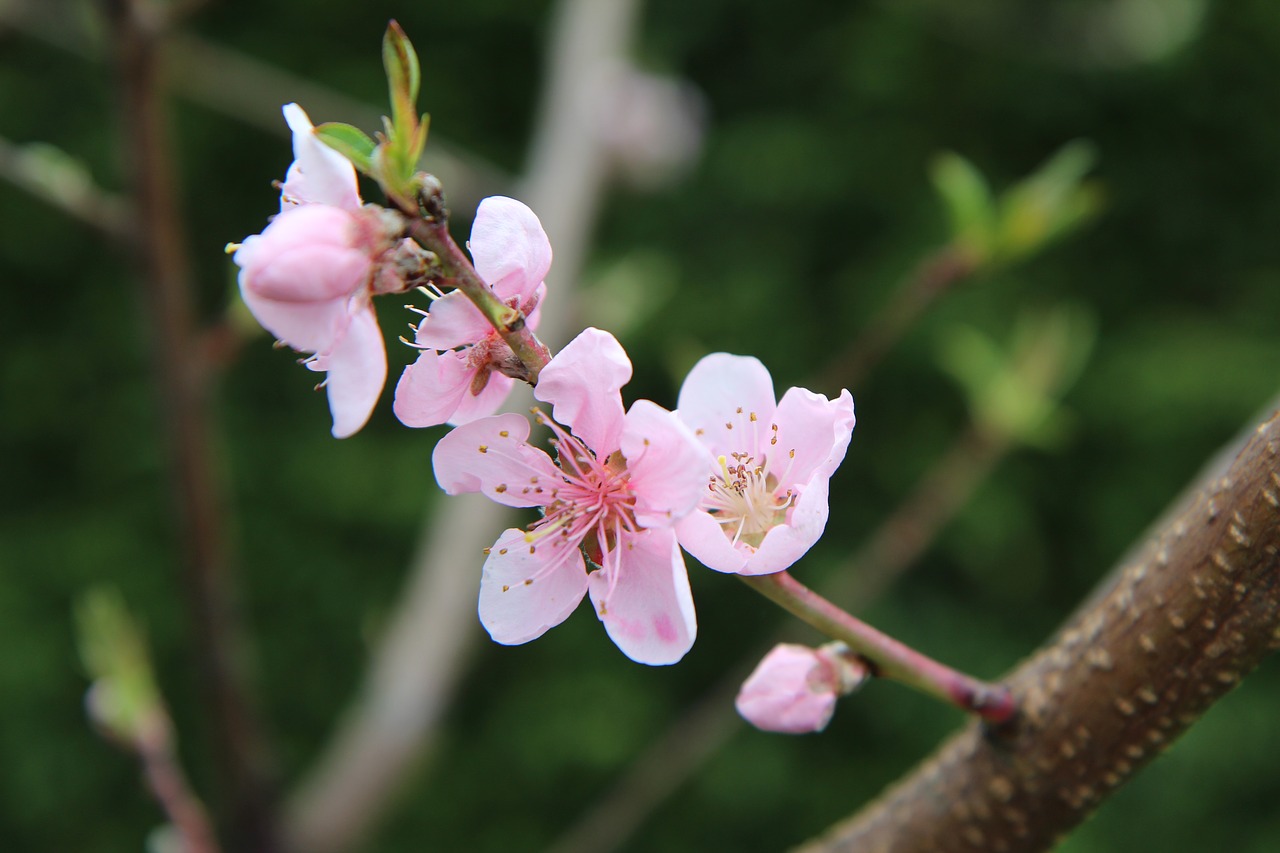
550;307;1092;853
801;402;1280;852
98;0;277;848
0;135;131;237
283;1;655;850
0;0;506;212
77;588;222;853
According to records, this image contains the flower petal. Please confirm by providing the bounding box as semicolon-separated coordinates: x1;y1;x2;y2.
535;327;631;455
393;349;474;428
479;528;588;646
412;291;494;350
674;509;749;574
588;529;696;665
740;477;831;576
239;289;351;354
469;196;552;304
620;400;712;528
308;304;386;438
281;103;361;211
771;387;855;490
676;353;777;459
431;413;561;508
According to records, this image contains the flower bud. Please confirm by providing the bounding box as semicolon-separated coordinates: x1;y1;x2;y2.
735;642;866;734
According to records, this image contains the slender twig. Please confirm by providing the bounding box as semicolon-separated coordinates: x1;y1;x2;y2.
137;721;223;853
99;1;276;849
742;571;1015;722
799;407;1280;852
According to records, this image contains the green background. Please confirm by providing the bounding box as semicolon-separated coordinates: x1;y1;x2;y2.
3;0;1280;850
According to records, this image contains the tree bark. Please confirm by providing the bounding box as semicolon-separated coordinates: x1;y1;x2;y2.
800;408;1280;853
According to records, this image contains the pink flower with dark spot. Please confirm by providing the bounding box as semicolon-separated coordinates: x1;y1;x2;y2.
674;353;855;575
393;196;551;428
233;104;401;438
736;642;867;734
432;328;708;665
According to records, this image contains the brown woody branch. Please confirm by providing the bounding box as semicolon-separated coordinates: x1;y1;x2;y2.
800;409;1280;853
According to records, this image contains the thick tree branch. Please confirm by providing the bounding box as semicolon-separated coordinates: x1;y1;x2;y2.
801;409;1280;853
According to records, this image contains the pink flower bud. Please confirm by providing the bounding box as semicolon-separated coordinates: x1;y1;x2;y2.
735;642;866;734
233;204;389;438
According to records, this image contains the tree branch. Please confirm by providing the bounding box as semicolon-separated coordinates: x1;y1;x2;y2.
800;408;1280;853
100;1;277;849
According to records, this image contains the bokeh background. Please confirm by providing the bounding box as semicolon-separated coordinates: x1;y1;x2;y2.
3;0;1280;851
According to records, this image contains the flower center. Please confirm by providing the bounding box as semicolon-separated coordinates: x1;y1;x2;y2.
524;410;638;565
699;409;797;551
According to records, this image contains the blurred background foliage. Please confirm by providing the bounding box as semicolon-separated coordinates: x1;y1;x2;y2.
3;0;1280;850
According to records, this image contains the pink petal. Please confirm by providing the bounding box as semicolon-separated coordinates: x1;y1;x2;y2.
479;528;588;645
281;103;361;211
676;353;777;458
449;372;517;426
309;305;386;438
735;644;839;734
588;529;696;665
535;328;631;455
392;349;473;428
469;196;552;304
619;400;712;528
673;509;749;574
771;387;855;490
431;413;562;508
239;289;350;354
412;291;494;350
741;477;831;576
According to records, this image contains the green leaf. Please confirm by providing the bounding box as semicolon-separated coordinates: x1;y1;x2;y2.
930;151;995;260
996;140;1102;262
314;122;376;175
383;20;421;137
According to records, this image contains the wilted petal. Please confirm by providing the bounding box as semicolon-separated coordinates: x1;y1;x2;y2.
742;478;831;576
479;528;588;645
432;413;561;508
311;305;386;438
469;196;552;304
589;529;696;665
412;291;494;350
620;400;711;528
676;353;777;458
393;349;474;428
673;509;749;574
536;327;630;454
771;387;855;490
281;103;361;211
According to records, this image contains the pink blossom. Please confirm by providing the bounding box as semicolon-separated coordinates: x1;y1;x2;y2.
394;196;551;428
674;354;855;575
735;642;866;734
432;328;708;665
233;104;395;438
